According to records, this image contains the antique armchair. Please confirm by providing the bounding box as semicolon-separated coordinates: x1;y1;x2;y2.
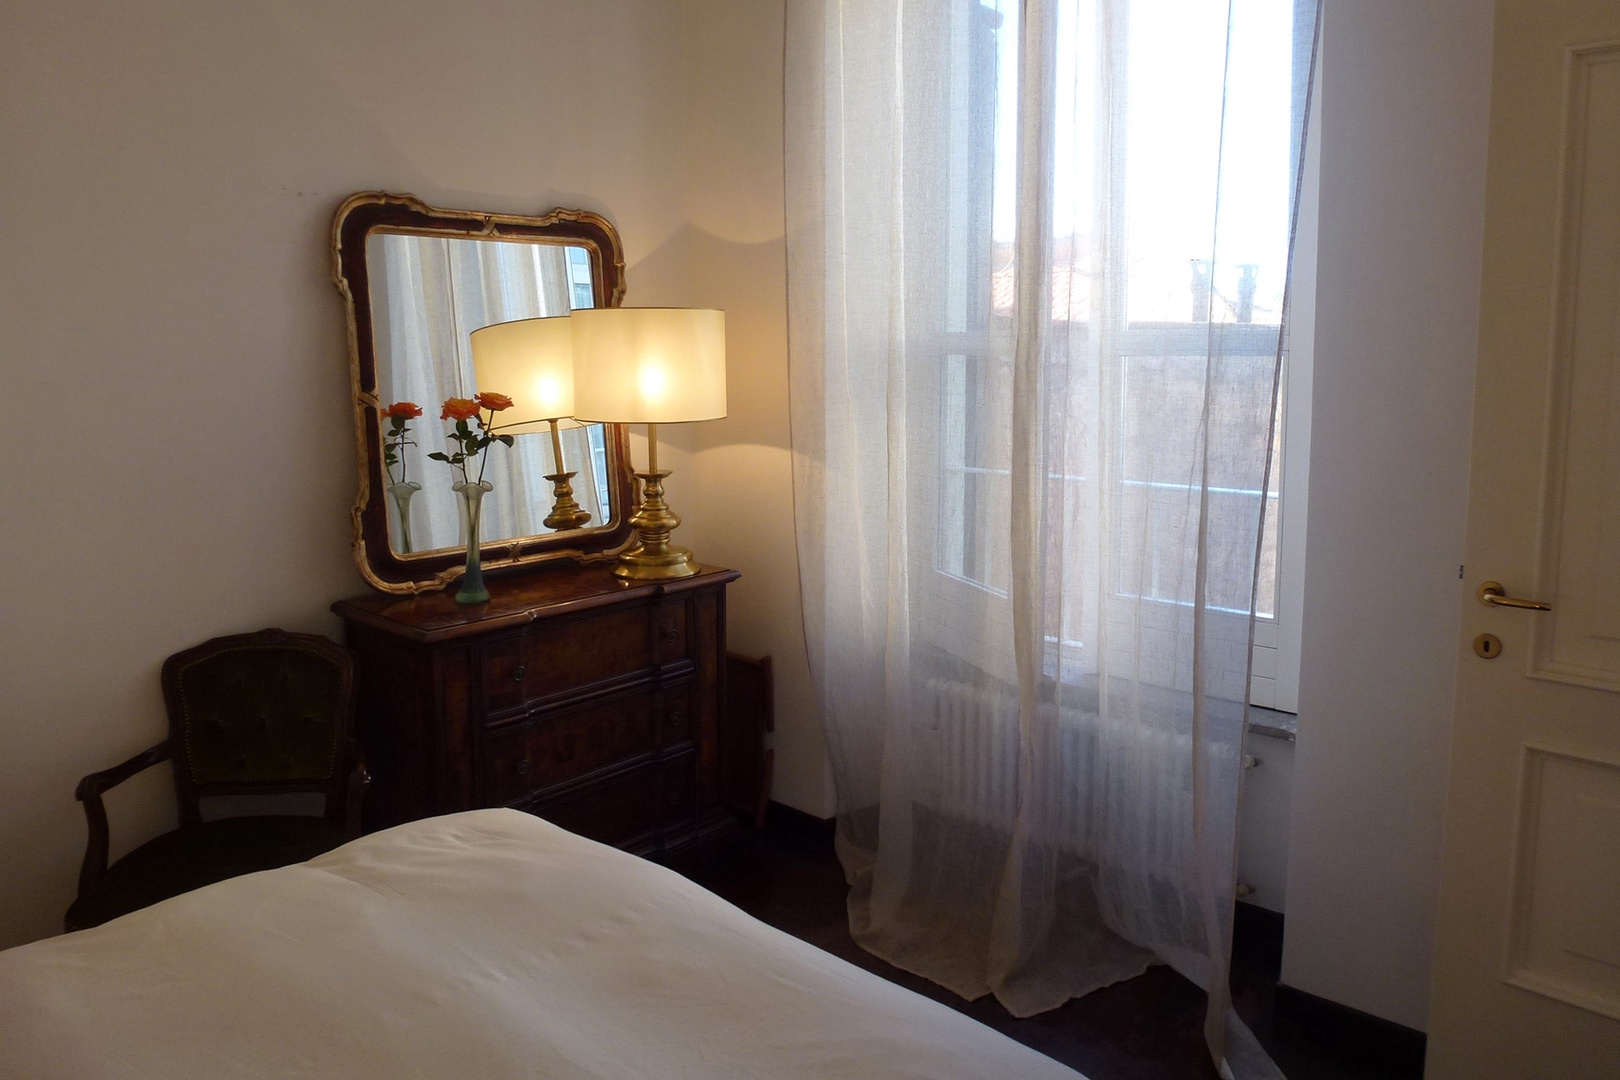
66;628;369;931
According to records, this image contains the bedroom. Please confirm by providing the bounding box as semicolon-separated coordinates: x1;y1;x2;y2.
1;1;1615;1077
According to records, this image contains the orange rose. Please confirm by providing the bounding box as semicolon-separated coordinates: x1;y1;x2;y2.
441;397;480;421
475;391;514;412
381;401;422;420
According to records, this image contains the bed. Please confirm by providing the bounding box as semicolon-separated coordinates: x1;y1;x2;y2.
0;809;1084;1079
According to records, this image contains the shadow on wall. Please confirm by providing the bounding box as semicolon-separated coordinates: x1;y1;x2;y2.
692;226;795;454
663;225;837;818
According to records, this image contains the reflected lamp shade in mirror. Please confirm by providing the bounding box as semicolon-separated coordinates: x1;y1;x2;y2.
569;307;727;580
469;315;593;531
469;315;576;431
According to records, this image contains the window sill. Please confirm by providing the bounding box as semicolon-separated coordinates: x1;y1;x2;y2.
1249;706;1297;742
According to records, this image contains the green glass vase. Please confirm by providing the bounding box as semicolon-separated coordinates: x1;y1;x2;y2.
452;479;493;604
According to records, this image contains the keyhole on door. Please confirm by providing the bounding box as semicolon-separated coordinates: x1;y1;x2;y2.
1472;633;1502;659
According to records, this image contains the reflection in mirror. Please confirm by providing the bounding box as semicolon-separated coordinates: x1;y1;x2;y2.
333;194;631;594
366;233;613;556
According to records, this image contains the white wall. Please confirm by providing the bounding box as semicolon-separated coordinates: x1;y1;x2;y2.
1281;0;1493;1030
0;0;736;948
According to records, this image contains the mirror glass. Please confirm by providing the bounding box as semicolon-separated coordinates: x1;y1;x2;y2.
333;193;633;595
365;232;611;556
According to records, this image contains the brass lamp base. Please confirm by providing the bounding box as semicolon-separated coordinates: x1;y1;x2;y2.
614;546;698;580
615;468;698;580
542;471;592;531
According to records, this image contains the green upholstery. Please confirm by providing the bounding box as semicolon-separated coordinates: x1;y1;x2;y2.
175;646;345;785
64;816;346;931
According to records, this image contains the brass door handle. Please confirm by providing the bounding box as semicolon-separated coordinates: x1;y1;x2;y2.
1477;581;1552;611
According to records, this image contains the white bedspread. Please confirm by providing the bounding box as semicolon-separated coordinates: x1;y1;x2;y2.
0;809;1084;1079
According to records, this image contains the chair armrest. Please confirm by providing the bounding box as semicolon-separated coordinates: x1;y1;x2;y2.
341;738;370;840
74;741;171;898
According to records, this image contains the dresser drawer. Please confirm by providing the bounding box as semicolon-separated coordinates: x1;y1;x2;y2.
525;754;696;849
335;563;743;855
481;681;695;806
480;601;690;714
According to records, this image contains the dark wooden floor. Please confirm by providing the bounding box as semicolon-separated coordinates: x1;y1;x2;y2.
684;825;1399;1080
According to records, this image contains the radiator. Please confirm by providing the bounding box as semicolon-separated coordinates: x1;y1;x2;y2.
924;677;1200;876
921;677;1247;949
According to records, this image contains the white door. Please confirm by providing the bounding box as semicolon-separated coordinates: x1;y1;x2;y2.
1427;1;1620;1077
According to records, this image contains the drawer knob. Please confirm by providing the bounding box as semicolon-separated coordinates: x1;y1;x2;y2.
661;627;678;642
516;758;531;777
668;790;681;807
667;710;683;730
512;664;526;682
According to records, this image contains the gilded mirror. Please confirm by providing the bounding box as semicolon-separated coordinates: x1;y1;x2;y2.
333;192;634;593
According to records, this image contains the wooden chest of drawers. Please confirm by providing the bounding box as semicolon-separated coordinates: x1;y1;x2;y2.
331;564;747;859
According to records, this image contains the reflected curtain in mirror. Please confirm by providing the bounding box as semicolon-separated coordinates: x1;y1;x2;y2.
368;234;609;553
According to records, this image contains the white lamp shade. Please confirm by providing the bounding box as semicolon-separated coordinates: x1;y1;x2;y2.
570;308;727;424
469;316;576;428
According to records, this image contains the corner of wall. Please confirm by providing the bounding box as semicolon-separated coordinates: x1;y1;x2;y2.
675;0;834;819
1279;0;1493;1031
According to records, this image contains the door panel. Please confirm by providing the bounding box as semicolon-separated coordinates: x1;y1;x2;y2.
1531;42;1620;691
1504;746;1620;1020
1427;1;1620;1076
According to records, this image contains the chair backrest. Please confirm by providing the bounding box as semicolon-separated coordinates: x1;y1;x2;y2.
160;628;356;827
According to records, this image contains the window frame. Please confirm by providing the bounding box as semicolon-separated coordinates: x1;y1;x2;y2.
922;0;1314;713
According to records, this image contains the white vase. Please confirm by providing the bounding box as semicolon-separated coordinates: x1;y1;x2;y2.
388;480;422;554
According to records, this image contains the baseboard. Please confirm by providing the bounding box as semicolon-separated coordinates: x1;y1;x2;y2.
763;800;836;850
1274;983;1427;1077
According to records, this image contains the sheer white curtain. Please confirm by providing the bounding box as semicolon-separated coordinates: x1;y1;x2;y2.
785;1;1317;1075
370;234;605;551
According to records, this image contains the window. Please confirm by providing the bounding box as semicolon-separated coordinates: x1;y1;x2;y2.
566;246;596;310
931;0;1313;712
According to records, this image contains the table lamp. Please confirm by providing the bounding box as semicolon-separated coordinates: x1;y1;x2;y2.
570;307;726;580
469;315;592;531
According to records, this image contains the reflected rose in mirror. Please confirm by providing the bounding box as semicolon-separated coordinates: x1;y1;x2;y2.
379;401;425;554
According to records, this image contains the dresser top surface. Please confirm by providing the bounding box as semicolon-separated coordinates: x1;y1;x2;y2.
332;563;738;643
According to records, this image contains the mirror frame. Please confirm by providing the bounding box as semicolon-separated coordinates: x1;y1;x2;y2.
332;191;635;594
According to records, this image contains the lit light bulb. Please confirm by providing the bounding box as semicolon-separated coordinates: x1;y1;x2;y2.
639;364;667;401
536;374;562;412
